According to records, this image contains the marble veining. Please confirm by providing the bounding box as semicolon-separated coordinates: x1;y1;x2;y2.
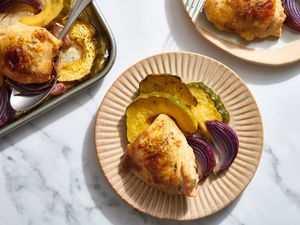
1;0;300;224
0;138;299;224
264;145;300;209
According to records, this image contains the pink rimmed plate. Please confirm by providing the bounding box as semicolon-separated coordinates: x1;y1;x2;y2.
182;0;300;66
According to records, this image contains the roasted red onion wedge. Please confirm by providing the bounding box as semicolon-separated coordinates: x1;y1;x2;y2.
6;77;56;96
50;82;72;96
0;86;14;128
52;23;72;47
205;121;239;174
186;136;216;179
282;0;300;31
0;0;42;12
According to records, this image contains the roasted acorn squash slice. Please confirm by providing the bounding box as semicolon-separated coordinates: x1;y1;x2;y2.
126;91;198;143
188;82;230;137
58;21;97;82
139;74;197;106
20;0;64;27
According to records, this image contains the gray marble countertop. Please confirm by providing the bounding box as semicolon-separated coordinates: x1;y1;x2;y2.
1;0;300;224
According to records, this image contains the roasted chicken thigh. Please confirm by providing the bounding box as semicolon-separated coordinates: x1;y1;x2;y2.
0;23;62;84
124;114;199;197
204;0;286;41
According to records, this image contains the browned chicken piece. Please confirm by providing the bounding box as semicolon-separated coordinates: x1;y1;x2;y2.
0;23;62;84
124;114;199;197
204;0;286;41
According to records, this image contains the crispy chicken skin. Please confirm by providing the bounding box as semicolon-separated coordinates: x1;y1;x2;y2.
204;0;286;41
0;23;62;84
124;114;199;197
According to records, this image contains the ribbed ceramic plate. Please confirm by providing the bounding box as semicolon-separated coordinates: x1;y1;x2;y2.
182;0;300;66
94;52;264;220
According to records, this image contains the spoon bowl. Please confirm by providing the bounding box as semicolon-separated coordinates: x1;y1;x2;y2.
10;84;56;111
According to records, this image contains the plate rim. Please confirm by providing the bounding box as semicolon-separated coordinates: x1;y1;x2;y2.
94;51;264;221
181;0;300;66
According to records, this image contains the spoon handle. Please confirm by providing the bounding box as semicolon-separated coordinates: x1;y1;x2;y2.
58;0;93;40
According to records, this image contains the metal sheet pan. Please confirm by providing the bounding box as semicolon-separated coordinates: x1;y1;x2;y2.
0;1;116;137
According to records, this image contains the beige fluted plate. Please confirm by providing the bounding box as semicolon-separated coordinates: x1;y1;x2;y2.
94;52;264;220
182;0;300;66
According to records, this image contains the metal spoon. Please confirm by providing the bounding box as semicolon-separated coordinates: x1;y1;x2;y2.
10;0;93;111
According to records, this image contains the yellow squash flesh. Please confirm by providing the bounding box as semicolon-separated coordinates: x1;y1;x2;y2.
188;84;225;137
126;92;198;143
58;21;97;82
139;74;197;106
20;0;64;27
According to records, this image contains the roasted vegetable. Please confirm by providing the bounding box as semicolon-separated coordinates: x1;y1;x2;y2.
186;135;216;179
205;121;239;174
0;86;14;128
126;92;198;143
19;0;64;27
6;76;56;96
59;0;75;18
188;82;229;137
0;0;39;13
282;0;300;31
91;34;109;74
0;75;3;87
139;74;197;106
58;21;97;82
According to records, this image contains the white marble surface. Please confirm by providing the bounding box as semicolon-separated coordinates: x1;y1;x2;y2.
1;0;300;224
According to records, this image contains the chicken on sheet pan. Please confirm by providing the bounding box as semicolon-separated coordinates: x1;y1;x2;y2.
0;23;62;84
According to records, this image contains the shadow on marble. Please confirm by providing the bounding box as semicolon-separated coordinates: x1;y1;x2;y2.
82;116;240;225
164;0;300;86
0;80;104;152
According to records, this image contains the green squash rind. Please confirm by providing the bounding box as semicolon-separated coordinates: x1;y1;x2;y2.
139;74;197;107
188;82;230;124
